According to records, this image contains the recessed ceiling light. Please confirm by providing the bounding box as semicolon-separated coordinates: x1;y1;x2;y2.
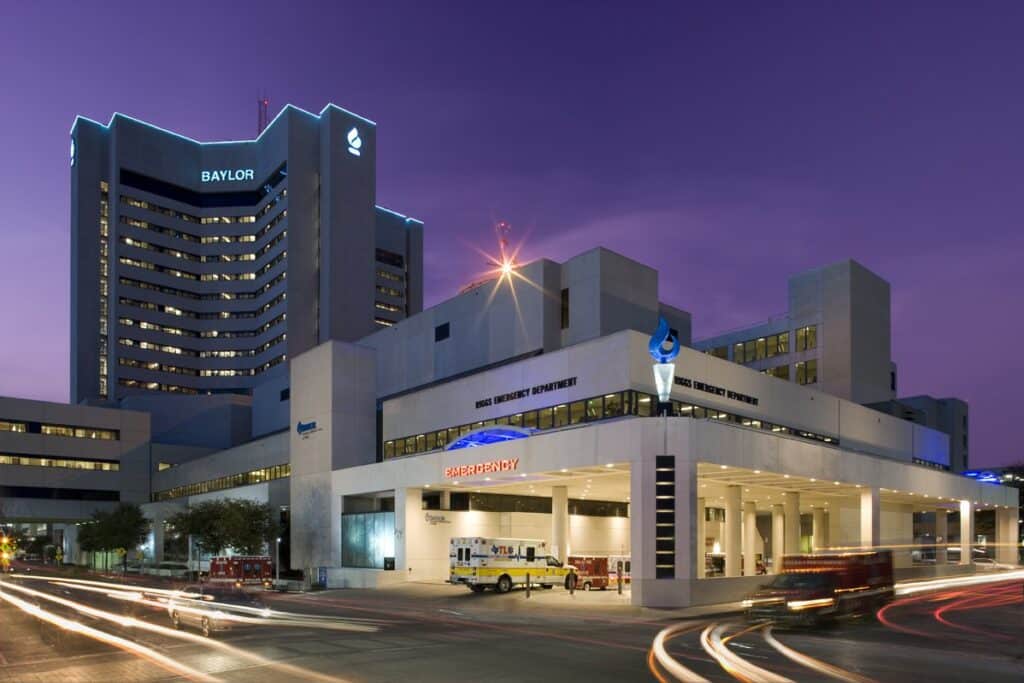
453;481;460;485
720;465;728;470
784;475;790;479
560;468;568;473
754;470;761;474
485;477;491;481
810;478;816;482
605;463;614;468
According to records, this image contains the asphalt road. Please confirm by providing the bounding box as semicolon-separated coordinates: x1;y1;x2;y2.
1;570;1022;682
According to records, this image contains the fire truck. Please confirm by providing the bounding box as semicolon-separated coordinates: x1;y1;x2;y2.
207;556;273;588
568;556;609;590
743;550;894;624
450;537;576;593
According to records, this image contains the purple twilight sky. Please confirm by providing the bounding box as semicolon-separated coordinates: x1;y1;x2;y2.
1;2;1022;467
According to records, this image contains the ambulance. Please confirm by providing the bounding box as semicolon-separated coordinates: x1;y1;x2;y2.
449;537;577;593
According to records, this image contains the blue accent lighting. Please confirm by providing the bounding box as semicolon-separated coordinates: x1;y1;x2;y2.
446;426;533;451
648;316;680;363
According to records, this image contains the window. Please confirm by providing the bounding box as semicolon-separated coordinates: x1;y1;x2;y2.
710;346;728;360
280;388;290;401
0;421;27;433
375;249;405;269
732;342;744;363
586;398;603;421
553;404;569;427
605;392;623;417
763;365;789;380
796;359;818;385
796;325;817;352
560;288;570;329
537;408;553;430
435;322;450;342
569;401;586;424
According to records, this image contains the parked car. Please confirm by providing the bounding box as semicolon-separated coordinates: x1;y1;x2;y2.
167;584;268;637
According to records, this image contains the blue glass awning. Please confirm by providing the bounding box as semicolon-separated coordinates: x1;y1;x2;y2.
445;426;534;450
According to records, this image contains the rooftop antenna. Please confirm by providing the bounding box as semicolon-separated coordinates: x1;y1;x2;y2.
257;93;270;135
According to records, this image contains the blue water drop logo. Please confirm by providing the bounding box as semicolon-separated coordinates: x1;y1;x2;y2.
648;317;680;363
347;127;362;156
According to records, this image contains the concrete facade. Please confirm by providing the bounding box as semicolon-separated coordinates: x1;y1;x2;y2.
693;259;896;406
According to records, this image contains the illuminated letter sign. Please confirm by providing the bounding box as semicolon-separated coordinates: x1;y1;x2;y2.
444;458;519;479
200;169;255;183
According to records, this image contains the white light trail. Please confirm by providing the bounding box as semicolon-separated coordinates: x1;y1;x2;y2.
763;626;876;683
700;623;793;683
649;621;711;683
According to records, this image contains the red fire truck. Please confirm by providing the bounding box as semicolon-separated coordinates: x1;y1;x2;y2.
207;556;273;588
568;556;609;590
743;550;894;624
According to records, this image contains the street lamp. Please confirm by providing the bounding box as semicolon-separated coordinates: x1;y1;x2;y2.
648;317;680;416
275;536;282;586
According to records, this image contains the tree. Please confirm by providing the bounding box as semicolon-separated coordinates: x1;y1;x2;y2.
169;499;275;563
80;504;149;573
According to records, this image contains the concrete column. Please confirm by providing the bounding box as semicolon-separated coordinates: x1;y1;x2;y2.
696;497;706;579
860;488;880;549
395;488;422;577
150;518;165;565
995;508;1018;565
935;508;948;565
743;501;758;576
551;486;569;564
771;504;785;573
812;507;827;552
784;492;800;554
959;499;974;566
724;486;742;578
440;490;451;510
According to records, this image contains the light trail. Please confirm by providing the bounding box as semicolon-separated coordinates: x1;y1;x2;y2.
0;583;218;682
763;626;877;683
0;580;355;683
13;573;390;630
699;623;793;683
648;621;711;683
895;569;1024;595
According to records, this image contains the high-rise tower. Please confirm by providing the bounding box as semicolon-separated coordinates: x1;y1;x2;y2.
70;104;423;404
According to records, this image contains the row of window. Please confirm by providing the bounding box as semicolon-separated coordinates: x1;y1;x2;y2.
732;332;790;364
118;291;286;321
119;378;198;394
118;249;286;283
117;311;285;339
119;270;286;301
376;284;402;298
912;457;949;471
120;204;287;246
384;389;838;459
152;463;290;501
708;325;818;366
0;453;119;472
120;229;286;265
376;249;405;269
374;317;395;327
99;182;111;398
0;420;119;440
375;301;403;314
118;353;286;377
377;269;403;283
119;332;285;359
120;188;285;225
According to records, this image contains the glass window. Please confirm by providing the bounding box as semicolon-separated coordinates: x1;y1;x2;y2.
494;415;509;425
509;413;523;427
711;346;728;360
636;394;653;417
586;398;603;421
523;411;537;429
404;437;416;454
806;325;817;350
756;338;766;360
459;424;471;436
425;432;436;451
416;434;426;452
448;427;459;443
733;342;744;364
537;407;553;430
569;401;586;425
604;393;623;417
778;331;789;354
765;335;777;358
384;441;394;458
744;340;756;363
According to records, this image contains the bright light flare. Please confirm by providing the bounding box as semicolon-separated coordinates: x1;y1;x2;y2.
700;623;794;683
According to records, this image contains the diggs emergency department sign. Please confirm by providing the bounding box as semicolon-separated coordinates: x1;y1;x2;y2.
444;458;519;479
